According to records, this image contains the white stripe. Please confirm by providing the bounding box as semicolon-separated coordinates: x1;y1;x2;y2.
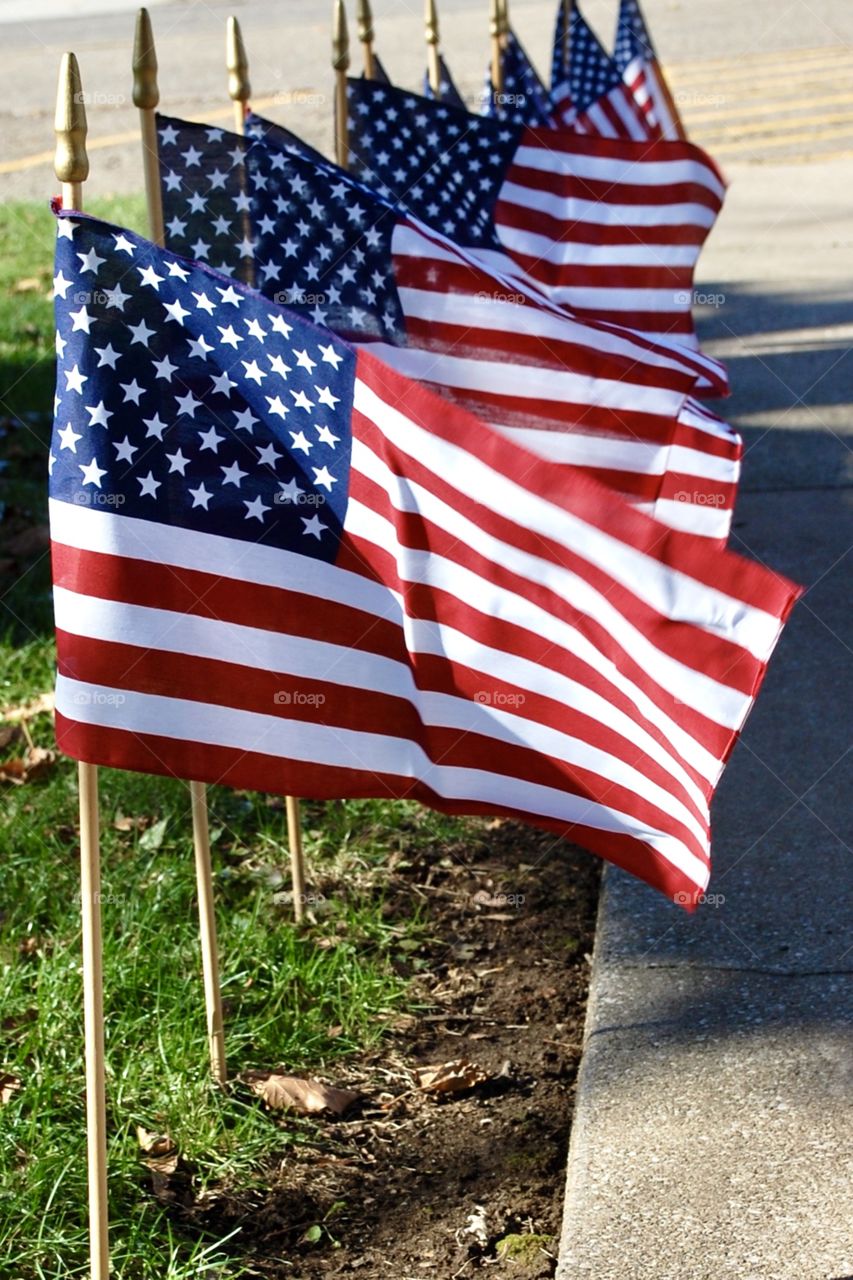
353;380;783;664
608;89;649;141
497;181;718;230
652;498;731;540
54;587;710;841
510;143;725;200
48;498;721;786
55;675;710;889
582;102;620;139
492;223;698;268
497;427;737;487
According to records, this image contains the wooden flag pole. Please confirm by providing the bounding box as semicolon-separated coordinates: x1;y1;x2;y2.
333;0;350;169
132;8;164;246
132;8;229;1084
226;14;251;135
562;0;573;77
489;0;504;96
425;0;441;96
56;54;110;1280
356;0;376;80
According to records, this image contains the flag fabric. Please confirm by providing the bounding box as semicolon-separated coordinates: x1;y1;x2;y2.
614;0;684;140
423;53;467;112
157;113;740;537
342;78;726;351
482;30;557;128
48;211;800;906
550;1;659;140
363;54;391;86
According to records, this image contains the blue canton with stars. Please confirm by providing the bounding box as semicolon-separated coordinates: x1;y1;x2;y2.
614;0;656;73
560;6;626;112
422;54;467;112
157;114;406;346
50;211;355;562
345;79;522;250
482;32;557;128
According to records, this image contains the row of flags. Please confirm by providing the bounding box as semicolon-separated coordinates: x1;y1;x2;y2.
49;0;801;910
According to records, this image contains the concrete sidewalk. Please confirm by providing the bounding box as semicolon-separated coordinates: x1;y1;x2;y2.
556;159;853;1280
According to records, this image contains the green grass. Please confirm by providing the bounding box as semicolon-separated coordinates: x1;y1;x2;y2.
0;198;475;1277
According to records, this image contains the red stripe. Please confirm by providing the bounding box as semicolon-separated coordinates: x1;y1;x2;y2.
55;712;705;906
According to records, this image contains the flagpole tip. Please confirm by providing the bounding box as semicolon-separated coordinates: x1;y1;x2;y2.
332;0;350;72
132;8;159;111
226;14;251;105
489;0;501;39
355;0;373;45
425;0;439;45
54;52;89;186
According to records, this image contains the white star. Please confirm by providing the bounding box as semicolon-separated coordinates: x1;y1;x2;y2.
175;391;202;418
193;291;215;314
198;426;224;452
113;233;135;256
217;284;242;307
95;344;120;369
211;371;235;396
77;247;105;273
48;451;56;475
159;123;179;145
182;144;202;167
188;335;214;360
153;354;178;382
244;495;270;521
315;385;340;410
277;477;303;503
79;456;107;488
103;282;130;310
208;169;228;190
220;460;247;487
256;442;281;467
190;238;210;260
245;318;267;341
70;305;93;333
301;513;326;539
165;448;190;475
114;436;137;463
233;408;258;432
189;483;213;510
55;331;67;359
290;389;314;412
268;355;291;378
217;324;243;348
138;471;161;498
127;318;155;345
163;170;181;192
138;264;164;290
265;395;288;419
294;348;317;374
164;298;191;325
289;430;312;454
53;270;72;299
120;379;145;405
143;413;169;440
242;360;267;384
319;343;343;369
85;401;112;428
312;465;337;491
166;261;190;280
316;424;340;447
270;315;292;338
56;218;75;239
166;216;186;237
64;364;87;394
57;421;82;452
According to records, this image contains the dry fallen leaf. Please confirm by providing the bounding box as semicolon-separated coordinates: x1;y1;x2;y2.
0;746;56;785
0;1073;21;1105
245;1071;361;1116
12;277;41;294
0;725;22;751
136;1126;176;1158
113;813;152;833
415;1058;490;1095
1;692;54;724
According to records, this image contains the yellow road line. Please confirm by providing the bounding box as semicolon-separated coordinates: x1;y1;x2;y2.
680;90;853;127
668;43;852;74
0;94;282;176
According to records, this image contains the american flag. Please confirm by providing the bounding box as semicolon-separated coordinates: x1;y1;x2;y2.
550;1;659;141
157;113;740;538
49;211;800;907
342;78;726;351
615;0;685;141
423;53;466;112
482;31;557;128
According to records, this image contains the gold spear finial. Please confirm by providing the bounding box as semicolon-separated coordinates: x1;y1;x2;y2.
498;0;510;39
332;0;350;73
132;7;159;110
226;15;251;106
54;51;89;189
356;0;373;46
489;0;501;40
425;0;439;46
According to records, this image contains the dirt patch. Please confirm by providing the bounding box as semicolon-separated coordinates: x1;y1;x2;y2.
177;820;600;1278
